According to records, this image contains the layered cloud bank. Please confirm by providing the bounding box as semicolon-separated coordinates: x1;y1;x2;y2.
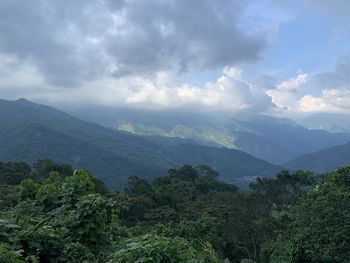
0;0;350;116
0;0;265;86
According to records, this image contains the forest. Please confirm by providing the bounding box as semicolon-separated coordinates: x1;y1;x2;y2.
0;160;349;263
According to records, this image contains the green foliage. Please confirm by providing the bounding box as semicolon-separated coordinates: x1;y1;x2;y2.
67;193;119;252
125;175;153;197
0;243;25;263
1;160;349;262
270;167;350;262
122;166;325;262
108;234;222;263
0;220;37;262
249;170;315;210
33;159;74;180
0;167;122;262
0;185;16;211
0;162;32;186
59;242;96;263
62;169;96;203
17;178;39;200
0;159;73;187
155;217;226;257
124;166;277;261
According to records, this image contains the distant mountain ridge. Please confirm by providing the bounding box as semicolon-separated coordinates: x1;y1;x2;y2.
0;99;282;189
297;112;350;133
69;106;350;164
285;141;350;173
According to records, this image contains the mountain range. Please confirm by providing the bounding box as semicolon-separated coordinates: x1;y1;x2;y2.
2;98;350;189
285;141;350;173
297;112;350;133
69;106;350;164
0;99;282;189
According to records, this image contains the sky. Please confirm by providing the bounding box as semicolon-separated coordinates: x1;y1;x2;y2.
1;0;350;116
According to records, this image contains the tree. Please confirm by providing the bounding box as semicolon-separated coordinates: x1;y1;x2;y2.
0;169;121;262
270;167;350;262
125;175;153;197
33;160;73;180
0;162;32;185
168;165;199;183
249;170;315;210
107;234;223;263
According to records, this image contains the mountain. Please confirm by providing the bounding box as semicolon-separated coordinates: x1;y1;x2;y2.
285;141;350;173
68;106;350;164
0;99;282;189
226;114;350;162
297;112;350;133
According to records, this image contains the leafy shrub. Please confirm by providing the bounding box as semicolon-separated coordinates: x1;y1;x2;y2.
108;234;222;263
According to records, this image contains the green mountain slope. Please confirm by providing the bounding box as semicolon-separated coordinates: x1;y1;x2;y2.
69;106;350;164
0;99;282;189
285;141;350;173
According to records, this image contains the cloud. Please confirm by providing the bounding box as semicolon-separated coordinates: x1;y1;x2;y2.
264;57;350;115
0;63;270;113
0;0;109;87
276;0;350;20
110;67;271;112
296;57;350;113
276;73;308;92
265;73;308;112
306;0;350;19
313;57;350;89
106;0;267;75
298;89;350;113
0;0;267;88
0;54;48;99
7;0;350;117
297;57;350;112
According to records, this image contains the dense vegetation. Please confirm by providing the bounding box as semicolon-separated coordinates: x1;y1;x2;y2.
0;160;349;262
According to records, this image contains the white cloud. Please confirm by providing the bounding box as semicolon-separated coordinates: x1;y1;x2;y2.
276;73;308;92
293;58;350;114
123;67;270;112
4;53;350;116
265;73;308;112
298;89;350;113
0;62;271;113
263;64;350;115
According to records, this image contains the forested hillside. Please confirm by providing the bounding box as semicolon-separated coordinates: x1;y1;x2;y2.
71;106;350;164
1;160;349;262
285;141;350;173
0;99;281;189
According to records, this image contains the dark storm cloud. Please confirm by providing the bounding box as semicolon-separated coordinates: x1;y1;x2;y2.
0;0;266;87
106;0;266;74
0;0;109;87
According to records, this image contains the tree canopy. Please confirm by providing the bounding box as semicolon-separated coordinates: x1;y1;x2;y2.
0;160;348;262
